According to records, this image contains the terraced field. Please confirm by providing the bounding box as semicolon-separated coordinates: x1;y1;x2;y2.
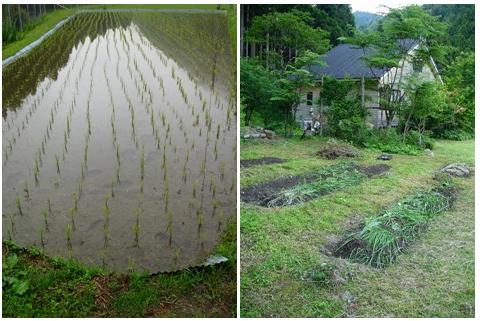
2;10;236;273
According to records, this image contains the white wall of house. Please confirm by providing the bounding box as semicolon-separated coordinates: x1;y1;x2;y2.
296;50;439;130
380;48;438;89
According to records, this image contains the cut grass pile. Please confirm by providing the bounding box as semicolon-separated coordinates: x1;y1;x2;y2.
266;162;365;207
315;139;361;160
241;161;390;207
335;178;457;267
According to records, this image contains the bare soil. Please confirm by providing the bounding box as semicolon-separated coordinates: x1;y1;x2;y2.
240;157;285;168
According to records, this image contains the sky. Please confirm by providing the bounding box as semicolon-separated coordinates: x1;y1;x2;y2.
350;2;410;14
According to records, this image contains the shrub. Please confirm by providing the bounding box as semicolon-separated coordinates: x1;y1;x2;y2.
437;129;474;141
363;128;422;155
322;77;369;145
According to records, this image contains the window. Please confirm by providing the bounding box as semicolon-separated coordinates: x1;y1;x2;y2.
413;57;423;72
306;92;313;105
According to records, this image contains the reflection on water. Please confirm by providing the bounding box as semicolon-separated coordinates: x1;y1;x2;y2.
2;11;236;273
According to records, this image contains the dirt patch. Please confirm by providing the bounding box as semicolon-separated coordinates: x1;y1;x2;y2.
359;164;391;177
240;175;317;206
241;157;285;168
315;142;361;160
92;274;130;314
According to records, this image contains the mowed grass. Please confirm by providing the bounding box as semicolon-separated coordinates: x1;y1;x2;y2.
240;137;474;317
2;219;236;317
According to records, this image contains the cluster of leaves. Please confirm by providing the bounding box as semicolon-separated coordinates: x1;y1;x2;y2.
242;4;354;46
363;129;431;155
423;4;474;68
3;254;30;296
337;179;456;268
241;50;323;136
321;77;369;145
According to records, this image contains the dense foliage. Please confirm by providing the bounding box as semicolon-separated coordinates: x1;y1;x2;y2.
241;4;474;145
242;4;354;45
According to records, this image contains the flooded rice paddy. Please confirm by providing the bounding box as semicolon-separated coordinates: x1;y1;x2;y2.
2;10;236;273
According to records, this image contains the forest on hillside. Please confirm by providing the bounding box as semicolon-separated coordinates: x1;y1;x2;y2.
241;4;474;152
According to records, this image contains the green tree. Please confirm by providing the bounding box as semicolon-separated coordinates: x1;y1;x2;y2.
240;59;278;126
245;10;329;70
352;5;447;127
270;51;323;136
401;77;447;145
321;77;368;144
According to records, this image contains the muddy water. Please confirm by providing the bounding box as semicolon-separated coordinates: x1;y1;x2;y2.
2;11;236;273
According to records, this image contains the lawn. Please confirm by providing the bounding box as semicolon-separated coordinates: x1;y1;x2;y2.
2;220;236;317
240;137;474;317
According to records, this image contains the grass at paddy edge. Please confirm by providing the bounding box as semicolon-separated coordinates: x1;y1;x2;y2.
2;8;73;59
2;219;236;317
240;138;474;317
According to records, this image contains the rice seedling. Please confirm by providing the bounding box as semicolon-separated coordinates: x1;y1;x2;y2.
140;147;145;180
127;257;135;273
24;182;30;199
48;198;53;215
103;196;110;248
220;161;225;180
133;207;140;247
39;229;45;249
55;155;60;175
167;210;173;247
65;224;73;252
41;209;49;231
16;197;23;216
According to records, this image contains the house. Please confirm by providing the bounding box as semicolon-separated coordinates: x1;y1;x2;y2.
296;40;443;129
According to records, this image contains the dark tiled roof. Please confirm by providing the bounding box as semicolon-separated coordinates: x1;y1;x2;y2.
308;39;418;80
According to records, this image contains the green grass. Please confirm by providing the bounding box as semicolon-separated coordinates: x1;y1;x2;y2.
240;138;474;317
2;9;73;59
2;219;236;317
